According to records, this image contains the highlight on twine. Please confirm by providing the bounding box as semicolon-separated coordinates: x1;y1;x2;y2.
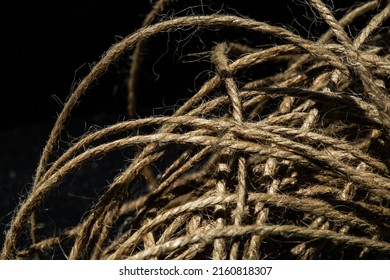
1;0;389;260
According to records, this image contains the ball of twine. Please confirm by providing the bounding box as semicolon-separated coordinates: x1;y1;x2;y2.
2;0;390;260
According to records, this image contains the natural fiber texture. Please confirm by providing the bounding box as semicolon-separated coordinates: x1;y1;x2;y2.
2;0;390;259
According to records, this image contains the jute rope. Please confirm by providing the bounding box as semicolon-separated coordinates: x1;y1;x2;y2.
2;0;389;259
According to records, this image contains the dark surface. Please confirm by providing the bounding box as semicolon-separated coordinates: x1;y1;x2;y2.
1;0;150;247
1;0;356;251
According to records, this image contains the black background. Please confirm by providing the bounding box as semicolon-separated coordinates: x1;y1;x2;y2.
1;0;360;252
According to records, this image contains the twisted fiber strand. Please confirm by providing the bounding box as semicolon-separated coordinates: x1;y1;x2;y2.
118;194;148;216
39;0;303;255
126;224;390;260
278;20;386;136
61;29;378;256
309;0;354;47
4;99;388;256
245;157;280;259
354;201;390;218
296;184;345;197
211;153;228;259
70;196;121;260
90;199;123;260
34;14;341;185
88;203;117;260
106;74;220;237
105;192;226;259
102;178;217;258
29;2;201;245
287;0;379;72
245;203;268;259
30;0;184;244
205;43;298;259
4;2;389;260
142;218;157;260
105;190;380;259
245;80;384;131
206;44;232;260
42;76;233;258
256;117;385;173
246;87;386;136
68;151;163;259
290;216;328;259
291;216;326;258
295;148;363;258
1;137;159;259
163;216;206;260
69;132;234;258
212;42;247;259
109;124;386;256
274;107;327;259
37;105;386;189
4;114;388;258
309;0;390;127
30;81;256;256
18;185;387;259
159;147;195;182
213;43;243;123
328;4;390;128
326;45;390;71
135;146;211;219
16;226;79;259
156;213;191;246
20;194;147;258
246;55;311;258
247;22;372;105
173;216;207;260
229;127;390;191
155;147;211;197
278;100;319;259
266;5;390;125
295;185;390;219
340;163;366;258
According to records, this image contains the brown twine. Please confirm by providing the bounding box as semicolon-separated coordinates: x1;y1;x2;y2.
1;0;390;260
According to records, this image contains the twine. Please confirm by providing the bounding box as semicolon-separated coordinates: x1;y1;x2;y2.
1;0;389;259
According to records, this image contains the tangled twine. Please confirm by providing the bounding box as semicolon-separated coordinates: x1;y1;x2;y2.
2;0;390;259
